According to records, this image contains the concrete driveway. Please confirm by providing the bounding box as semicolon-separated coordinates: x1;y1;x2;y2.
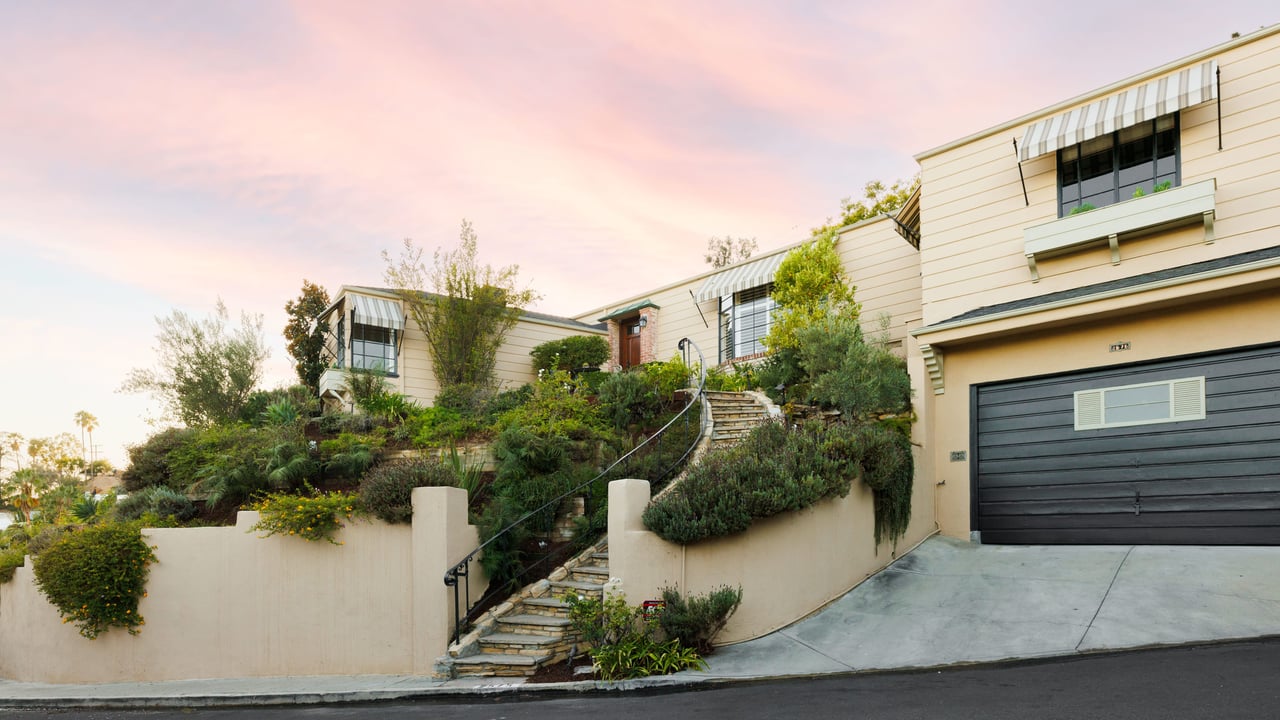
693;535;1280;679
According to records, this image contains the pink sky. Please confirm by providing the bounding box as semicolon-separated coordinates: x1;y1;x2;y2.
1;1;1274;467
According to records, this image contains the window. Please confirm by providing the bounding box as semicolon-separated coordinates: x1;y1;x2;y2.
1074;376;1204;430
351;323;397;374
1058;115;1179;217
720;284;775;362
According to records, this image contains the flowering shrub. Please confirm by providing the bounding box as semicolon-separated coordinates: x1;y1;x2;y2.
250;491;362;544
32;521;156;639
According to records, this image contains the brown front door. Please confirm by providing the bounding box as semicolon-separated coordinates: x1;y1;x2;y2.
621;319;642;369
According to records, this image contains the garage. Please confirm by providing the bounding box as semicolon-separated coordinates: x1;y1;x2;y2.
973;342;1280;544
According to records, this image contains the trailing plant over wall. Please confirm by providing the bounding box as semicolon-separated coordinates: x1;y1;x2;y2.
530;335;610;374
249;490;362;544
32;521;156;639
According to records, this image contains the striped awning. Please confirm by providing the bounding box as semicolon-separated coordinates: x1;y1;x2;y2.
1019;60;1217;162
350;294;404;331
694;252;787;302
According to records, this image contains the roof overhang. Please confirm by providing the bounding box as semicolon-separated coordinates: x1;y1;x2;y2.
599;298;659;322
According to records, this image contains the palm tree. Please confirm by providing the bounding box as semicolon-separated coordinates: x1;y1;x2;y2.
74;411;99;470
2;469;46;523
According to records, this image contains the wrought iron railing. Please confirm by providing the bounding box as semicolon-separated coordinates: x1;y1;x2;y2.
443;338;708;644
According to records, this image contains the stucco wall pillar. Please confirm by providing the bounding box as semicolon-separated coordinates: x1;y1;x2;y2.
412;486;484;674
607;478;683;606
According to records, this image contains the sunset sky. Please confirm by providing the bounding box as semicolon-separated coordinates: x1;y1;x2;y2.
1;1;1274;468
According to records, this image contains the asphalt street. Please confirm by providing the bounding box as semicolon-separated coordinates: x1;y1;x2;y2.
6;638;1279;720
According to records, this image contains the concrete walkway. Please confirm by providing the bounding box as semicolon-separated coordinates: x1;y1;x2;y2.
3;536;1278;708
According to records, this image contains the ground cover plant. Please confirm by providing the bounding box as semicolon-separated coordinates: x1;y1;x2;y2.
565;591;706;680
32;520;156;638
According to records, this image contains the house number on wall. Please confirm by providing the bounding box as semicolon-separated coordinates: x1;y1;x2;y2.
1109;342;1131;352
949;451;966;462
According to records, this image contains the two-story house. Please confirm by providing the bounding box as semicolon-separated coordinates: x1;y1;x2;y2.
321;24;1280;547
913;25;1280;545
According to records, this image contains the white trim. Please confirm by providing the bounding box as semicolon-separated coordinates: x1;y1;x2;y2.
912;253;1280;339
1074;376;1205;431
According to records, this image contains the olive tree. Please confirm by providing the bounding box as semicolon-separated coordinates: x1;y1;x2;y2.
121;300;268;427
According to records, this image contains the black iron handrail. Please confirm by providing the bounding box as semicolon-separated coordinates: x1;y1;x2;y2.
443;338;708;644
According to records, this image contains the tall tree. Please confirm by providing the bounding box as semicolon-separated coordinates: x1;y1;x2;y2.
120;300;269;427
704;236;758;268
763;228;860;353
0;431;22;475
73;411;98;467
826;176;920;230
383;220;539;392
283;280;332;394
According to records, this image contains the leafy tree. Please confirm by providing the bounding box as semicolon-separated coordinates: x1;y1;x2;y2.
821;176;920;232
704;236;757;268
0;431;23;475
1;468;53;522
283;280;331;394
121;300;269;427
763;229;859;353
383;220;539;393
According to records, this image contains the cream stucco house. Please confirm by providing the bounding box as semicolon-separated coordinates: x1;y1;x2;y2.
322;25;1280;548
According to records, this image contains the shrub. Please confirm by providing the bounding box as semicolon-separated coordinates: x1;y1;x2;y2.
798;313;911;418
530;335;610;374
641;355;696;398
32;521;156;638
565;591;706;680
595;370;663;430
120;427;201;492
703;364;751;392
250;491;362;544
642;421;853;545
0;546;25;583
434;382;493;415
359;457;460;524
852;422;914;545
113;486;197;523
658;585;743;654
26;525;72;556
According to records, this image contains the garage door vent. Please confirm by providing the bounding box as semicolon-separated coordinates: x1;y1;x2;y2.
1074;376;1206;430
1172;377;1206;419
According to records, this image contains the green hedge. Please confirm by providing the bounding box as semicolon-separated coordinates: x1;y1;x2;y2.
643;420;913;546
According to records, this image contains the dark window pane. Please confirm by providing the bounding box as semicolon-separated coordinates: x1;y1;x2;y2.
1157;156;1177;176
1080;174;1114;199
1156;128;1177;157
1118;135;1154;170
1118;161;1154;187
1061;160;1078;186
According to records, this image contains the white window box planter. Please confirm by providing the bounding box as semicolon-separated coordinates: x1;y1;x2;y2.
319;367;347;399
1023;178;1217;281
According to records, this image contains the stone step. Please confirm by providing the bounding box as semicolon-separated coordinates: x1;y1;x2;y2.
479;632;562;655
497;614;573;630
592;551;609;561
453;652;550;677
570;565;610;580
551;579;605;596
522;596;572;616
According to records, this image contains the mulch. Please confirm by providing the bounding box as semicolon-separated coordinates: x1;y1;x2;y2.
525;654;596;683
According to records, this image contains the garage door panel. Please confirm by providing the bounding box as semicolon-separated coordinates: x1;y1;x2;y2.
982;492;1280;517
974;342;1280;545
979;405;1280;449
981;476;1280;504
978;439;1280;474
977;418;1280;456
979;526;1280;545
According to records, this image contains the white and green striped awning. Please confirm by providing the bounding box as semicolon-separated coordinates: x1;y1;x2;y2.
1019;60;1217;162
694;252;787;302
350;294;404;331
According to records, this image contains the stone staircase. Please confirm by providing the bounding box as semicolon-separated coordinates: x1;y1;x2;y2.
706;390;776;449
443;541;611;678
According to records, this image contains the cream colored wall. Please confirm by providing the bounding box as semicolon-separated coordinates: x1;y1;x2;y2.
580;219;921;368
927;287;1280;539
916;29;1280;327
0;487;484;683
837;218;923;347
608;469;935;644
329;288;605;408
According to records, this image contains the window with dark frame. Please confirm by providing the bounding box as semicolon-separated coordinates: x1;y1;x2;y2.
719;284;775;362
1058;115;1179;218
351;323;397;374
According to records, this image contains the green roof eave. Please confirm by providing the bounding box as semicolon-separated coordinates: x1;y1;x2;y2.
598;298;660;322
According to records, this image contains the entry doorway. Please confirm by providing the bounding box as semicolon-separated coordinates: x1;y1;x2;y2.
621;319;642;369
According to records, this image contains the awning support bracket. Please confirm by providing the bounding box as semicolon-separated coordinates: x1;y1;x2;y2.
1013;138;1029;207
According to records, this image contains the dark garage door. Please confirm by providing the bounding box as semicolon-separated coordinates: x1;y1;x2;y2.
973;343;1280;544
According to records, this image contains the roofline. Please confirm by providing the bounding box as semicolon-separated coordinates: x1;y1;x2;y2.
911;253;1280;339
914;22;1280;162
574;214;893;319
330;285;606;333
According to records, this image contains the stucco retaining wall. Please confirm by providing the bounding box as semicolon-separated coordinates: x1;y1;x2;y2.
608;461;936;645
0;486;485;683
